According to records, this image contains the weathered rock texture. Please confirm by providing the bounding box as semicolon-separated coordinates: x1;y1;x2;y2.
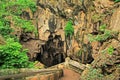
32;0;94;65
19;0;120;70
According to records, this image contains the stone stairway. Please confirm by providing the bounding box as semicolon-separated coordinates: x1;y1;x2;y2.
0;69;63;80
0;59;86;80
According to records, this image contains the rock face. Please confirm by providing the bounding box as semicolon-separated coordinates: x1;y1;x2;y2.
21;40;42;61
18;0;120;69
36;34;65;67
110;8;120;32
19;0;94;65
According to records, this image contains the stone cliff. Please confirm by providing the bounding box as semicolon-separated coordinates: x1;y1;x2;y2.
19;1;120;76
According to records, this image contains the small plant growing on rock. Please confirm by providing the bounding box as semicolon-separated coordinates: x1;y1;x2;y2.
107;46;114;55
64;20;74;38
64;20;74;49
88;24;118;42
101;46;114;55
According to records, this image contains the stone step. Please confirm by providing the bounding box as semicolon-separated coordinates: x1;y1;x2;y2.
26;69;63;80
0;59;86;80
0;69;63;80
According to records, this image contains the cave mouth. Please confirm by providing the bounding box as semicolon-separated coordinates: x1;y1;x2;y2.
36;34;65;67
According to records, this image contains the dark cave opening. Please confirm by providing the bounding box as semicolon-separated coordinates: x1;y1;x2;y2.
36;34;65;67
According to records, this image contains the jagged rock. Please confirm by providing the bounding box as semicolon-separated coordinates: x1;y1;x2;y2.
110;8;120;32
92;52;114;68
36;33;65;67
20;32;36;42
18;0;120;68
21;8;33;20
91;41;101;55
37;8;50;41
21;40;43;60
55;29;65;41
93;0;114;13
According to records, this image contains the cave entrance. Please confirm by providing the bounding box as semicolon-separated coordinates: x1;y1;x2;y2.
36;34;65;67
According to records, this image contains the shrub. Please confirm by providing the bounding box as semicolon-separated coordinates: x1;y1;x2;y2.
0;19;13;36
0;38;33;69
0;0;37;35
64;20;74;38
13;16;37;33
0;0;36;15
0;0;36;69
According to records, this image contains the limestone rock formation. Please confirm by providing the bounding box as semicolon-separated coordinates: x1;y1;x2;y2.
18;0;120;68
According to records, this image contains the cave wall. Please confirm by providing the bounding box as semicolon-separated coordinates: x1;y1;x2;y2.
19;0;120;65
33;0;94;64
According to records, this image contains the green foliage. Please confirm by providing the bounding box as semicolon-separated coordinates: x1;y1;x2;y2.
101;46;114;55
0;0;37;36
0;0;36;15
107;46;114;55
13;16;37;33
0;0;37;69
88;24;114;42
0;38;34;69
81;68;103;80
114;0;120;2
64;20;74;37
99;24;106;32
17;0;36;13
0;19;13;36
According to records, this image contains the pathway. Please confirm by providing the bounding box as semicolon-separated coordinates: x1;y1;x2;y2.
60;68;80;80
